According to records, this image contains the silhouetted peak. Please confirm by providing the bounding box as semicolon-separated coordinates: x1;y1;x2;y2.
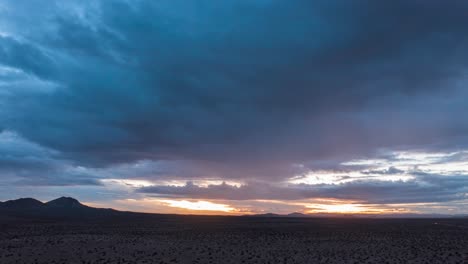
45;197;85;208
1;198;44;209
249;213;281;217
287;212;308;217
263;213;279;216
246;212;310;218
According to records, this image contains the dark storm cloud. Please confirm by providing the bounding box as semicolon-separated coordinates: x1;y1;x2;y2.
0;36;58;80
140;181;303;201
321;173;468;204
0;131;101;186
1;0;468;192
12;173;102;187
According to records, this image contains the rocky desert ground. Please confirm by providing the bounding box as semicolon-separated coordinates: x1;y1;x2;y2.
0;215;467;264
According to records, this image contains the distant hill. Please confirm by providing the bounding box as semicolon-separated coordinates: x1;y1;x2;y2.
248;213;282;217
244;212;466;219
0;197;121;220
247;212;310;218
45;197;88;209
246;212;320;218
287;212;309;218
2;198;467;220
1;198;44;209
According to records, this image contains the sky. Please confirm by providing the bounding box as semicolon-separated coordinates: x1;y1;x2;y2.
1;0;468;215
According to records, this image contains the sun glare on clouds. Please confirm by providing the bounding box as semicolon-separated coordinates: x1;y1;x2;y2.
97;150;468;215
306;203;377;214
161;200;235;212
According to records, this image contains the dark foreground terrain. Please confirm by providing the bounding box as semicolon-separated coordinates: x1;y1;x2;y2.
1;215;468;264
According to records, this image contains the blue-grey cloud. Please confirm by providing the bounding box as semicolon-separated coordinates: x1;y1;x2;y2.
1;0;468;208
139;172;468;204
0;131;101;186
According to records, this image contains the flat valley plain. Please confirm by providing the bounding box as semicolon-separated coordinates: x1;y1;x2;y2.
1;215;467;264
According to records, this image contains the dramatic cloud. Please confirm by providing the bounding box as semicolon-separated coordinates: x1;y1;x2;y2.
1;0;468;214
0;131;101;186
138;173;468;204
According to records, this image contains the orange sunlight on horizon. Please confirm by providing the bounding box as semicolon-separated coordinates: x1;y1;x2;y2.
160;200;236;213
105;198;416;215
306;203;379;214
305;202;412;214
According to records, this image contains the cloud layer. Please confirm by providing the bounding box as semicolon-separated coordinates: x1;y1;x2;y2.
1;0;468;213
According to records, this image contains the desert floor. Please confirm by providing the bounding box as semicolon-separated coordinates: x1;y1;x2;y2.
1;216;467;264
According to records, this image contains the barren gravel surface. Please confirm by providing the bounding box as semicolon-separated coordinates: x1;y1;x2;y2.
1;216;467;264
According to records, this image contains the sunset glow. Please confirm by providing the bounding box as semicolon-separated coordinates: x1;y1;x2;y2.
160;200;235;213
306;203;384;214
1;0;468;217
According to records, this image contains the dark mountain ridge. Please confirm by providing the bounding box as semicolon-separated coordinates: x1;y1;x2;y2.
287;212;309;217
0;197;87;209
0;197;120;220
45;197;86;208
1;198;44;209
2;198;468;220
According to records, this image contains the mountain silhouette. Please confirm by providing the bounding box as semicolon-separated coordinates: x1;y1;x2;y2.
0;197;120;220
247;213;282;217
45;197;86;208
247;212;312;218
2;198;467;220
1;198;44;209
287;212;309;217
